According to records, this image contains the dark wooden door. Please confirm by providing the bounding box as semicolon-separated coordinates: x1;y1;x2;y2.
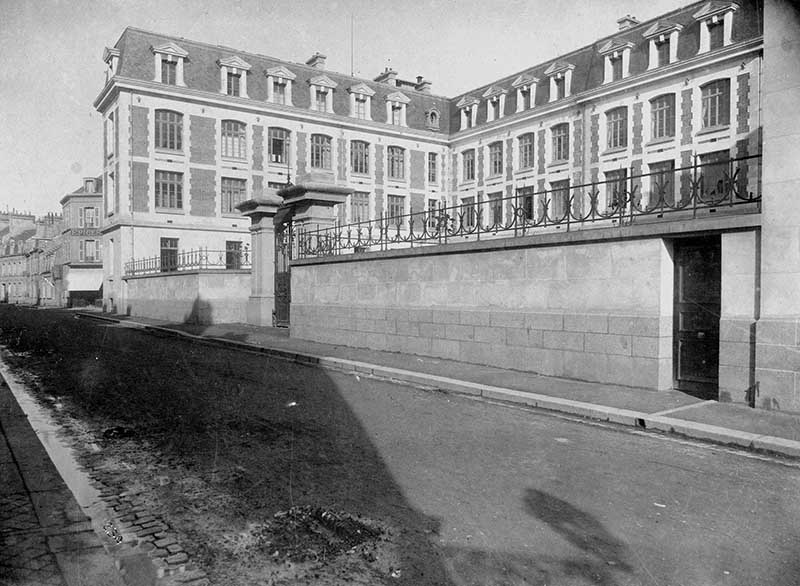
674;236;721;398
273;221;292;327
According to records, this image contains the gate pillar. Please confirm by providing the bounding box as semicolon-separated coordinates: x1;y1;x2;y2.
237;192;283;326
279;182;351;230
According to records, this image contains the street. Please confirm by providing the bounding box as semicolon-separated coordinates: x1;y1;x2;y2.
1;307;799;586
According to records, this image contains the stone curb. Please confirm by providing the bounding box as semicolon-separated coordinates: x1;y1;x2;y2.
77;313;800;460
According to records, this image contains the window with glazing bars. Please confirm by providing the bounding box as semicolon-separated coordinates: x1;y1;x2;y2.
552;124;569;162
354;95;368;119
606;107;628;149
518;186;535;220
272;80;286;104
462;196;476;228
155;110;182;150
489;192;503;224
161;60;176;85
315;89;328;112
463;149;475;181
155;170;183;209
225;241;242;270
605;169;628;208
427;198;438;228
351;141;369;174
227;72;241;96
651;94;675;139
351;191;370;223
221;120;246;159
656;39;670;66
221;177;246;214
310;134;332;169
519;133;534;169
701;79;730;128
387;195;404;222
268;128;290;164
649;159;675;204
489;142;503;176
387;146;405;180
160;237;178;272
427;153;437;183
550;179;570;218
80;207;98;228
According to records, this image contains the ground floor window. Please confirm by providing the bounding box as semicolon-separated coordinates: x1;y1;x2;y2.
550;179;570;219
225;240;242;270
160;237;178;272
387;195;405;225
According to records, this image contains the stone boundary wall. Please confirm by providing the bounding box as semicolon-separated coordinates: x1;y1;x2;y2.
291;238;675;390
124;271;250;325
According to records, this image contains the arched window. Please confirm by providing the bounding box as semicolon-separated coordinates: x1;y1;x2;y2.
221;120;246;159
551;123;570;162
519;133;535;169
387;146;405;180
154;110;182;150
606;107;628;149
701;79;730;129
650;94;675;139
268;128;290;164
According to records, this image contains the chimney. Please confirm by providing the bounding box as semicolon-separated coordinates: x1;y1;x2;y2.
374;67;398;86
616;14;640;30
414;75;432;93
305;52;327;69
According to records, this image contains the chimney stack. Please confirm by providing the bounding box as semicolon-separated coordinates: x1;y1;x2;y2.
414;75;432;93
616;14;640;31
374;67;398;86
305;52;327;69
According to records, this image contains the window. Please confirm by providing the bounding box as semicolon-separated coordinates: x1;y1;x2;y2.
79;240;97;262
387;146;405;180
160;237;178;272
656;39;670;67
427;153;438;183
462;197;477;228
489;142;503;176
155;110;182;151
155;170;183;209
161;60;177;85
426;198;439;228
701;79;730;129
489;192;503;224
463;149;475;181
519;87;531;110
610;56;623;82
391;104;403;125
268;128;290;164
552;123;570;162
463;106;475;129
550;179;570;218
310;134;332;169
226;241;242;270
519;133;534;169
222;177;247;214
607;107;628;149
554;77;565;100
273;80;287;104
709;21;724;50
518;186;535;220
388;195;405;222
221;120;246;159
489;99;500;121
355;95;368;119
80;207;98;228
649;159;675;205
351;141;369;175
351;191;370;223
227;72;241;96
315;89;328;112
427;110;439;129
651;94;675;139
105;112;115;157
700;150;730;200
605;169;628;209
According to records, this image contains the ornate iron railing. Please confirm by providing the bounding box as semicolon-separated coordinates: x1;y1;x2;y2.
294;154;761;259
124;247;251;276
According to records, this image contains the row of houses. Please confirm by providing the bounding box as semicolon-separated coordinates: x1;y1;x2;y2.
0;179;103;307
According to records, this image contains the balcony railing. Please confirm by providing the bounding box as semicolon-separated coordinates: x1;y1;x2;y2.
295;154;761;259
124;247;251;277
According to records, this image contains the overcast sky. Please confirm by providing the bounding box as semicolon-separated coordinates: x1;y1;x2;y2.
0;0;689;216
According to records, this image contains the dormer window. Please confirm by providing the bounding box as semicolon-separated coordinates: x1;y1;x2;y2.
599;41;633;84
103;47;120;76
425;108;440;130
482;86;506;122
151;42;188;87
512;74;538;113
644;22;683;69
456;96;479;130
545;62;574;102
309;74;337;113
348;83;375;120
266;66;296;106
694;2;738;54
385;92;410;126
218;56;251;98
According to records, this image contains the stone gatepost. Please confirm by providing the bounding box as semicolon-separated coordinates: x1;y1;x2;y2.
237;191;283;326
278;182;351;230
755;1;800;411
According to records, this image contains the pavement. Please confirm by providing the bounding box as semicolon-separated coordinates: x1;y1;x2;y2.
76;310;800;460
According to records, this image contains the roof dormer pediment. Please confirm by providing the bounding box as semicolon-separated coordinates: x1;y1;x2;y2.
265;65;296;80
103;47;120;64
456;95;480;108
643;21;684;39
151;42;188;58
598;39;635;55
512;73;539;88
309;74;337;88
693;1;739;21
348;82;375;96
218;55;252;71
385;91;410;104
544;61;575;76
482;85;506;99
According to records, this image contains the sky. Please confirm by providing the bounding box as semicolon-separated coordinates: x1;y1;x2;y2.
0;0;689;217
